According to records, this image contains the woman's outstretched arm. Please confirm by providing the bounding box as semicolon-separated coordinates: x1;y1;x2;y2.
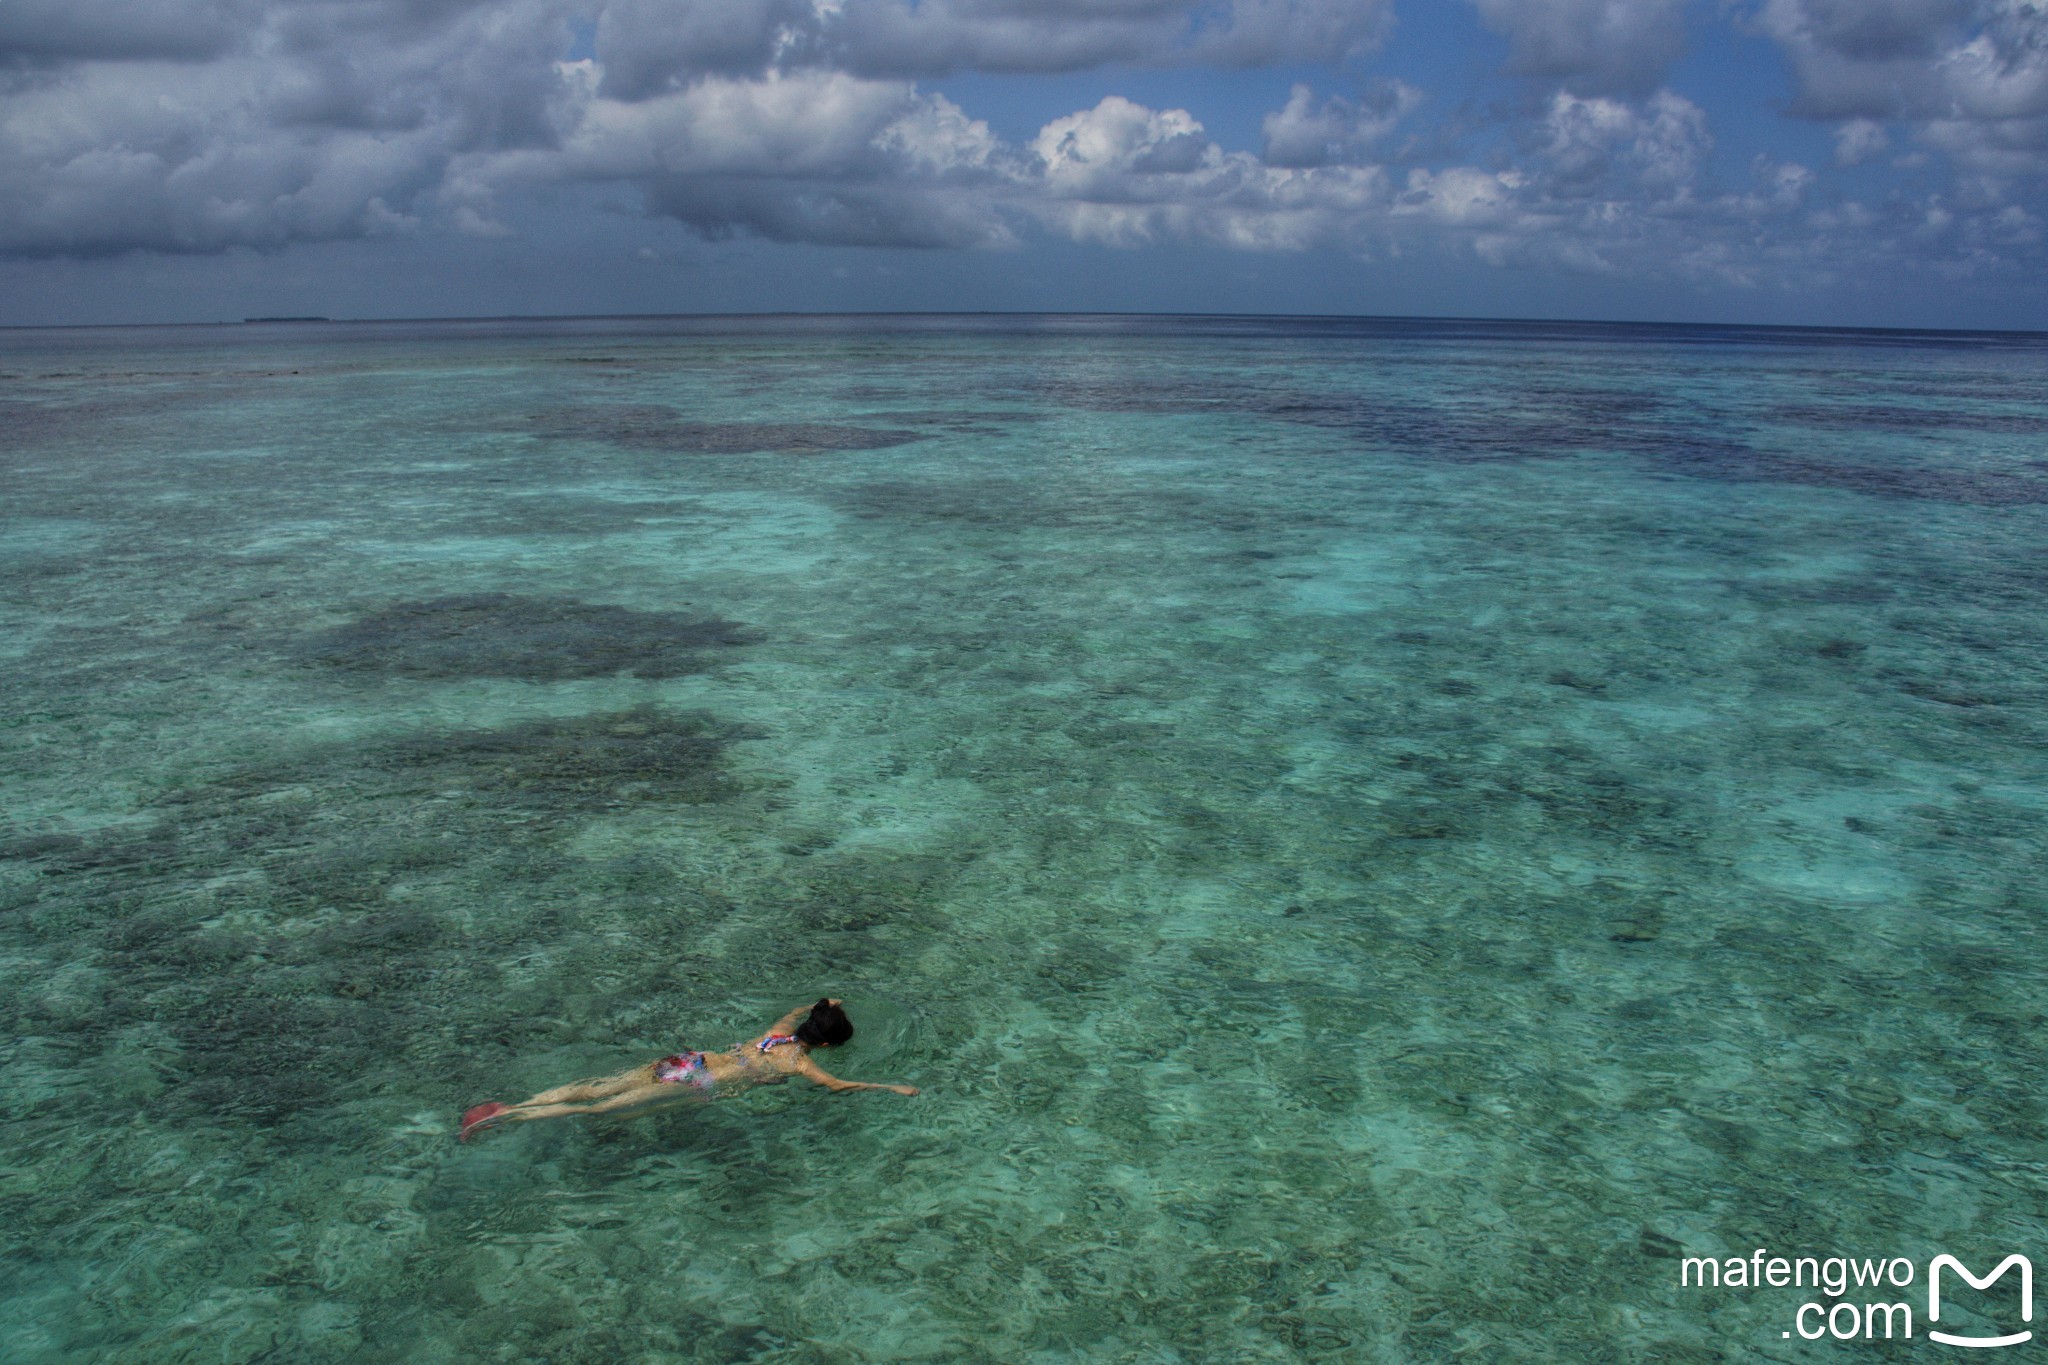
795;1054;917;1096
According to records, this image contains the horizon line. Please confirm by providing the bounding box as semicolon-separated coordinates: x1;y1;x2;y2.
5;308;2047;340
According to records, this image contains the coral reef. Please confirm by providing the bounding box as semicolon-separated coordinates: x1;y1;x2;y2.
296;594;758;680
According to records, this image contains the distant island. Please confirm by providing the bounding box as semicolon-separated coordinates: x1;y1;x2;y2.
243;316;330;323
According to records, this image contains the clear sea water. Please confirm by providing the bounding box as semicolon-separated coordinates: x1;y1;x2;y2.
2;314;2045;1362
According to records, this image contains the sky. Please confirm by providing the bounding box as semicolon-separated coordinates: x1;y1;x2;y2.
1;0;2046;329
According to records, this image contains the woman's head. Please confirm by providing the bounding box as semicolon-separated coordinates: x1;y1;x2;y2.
795;999;853;1047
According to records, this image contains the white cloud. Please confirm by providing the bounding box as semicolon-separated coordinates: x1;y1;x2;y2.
1536;89;1711;197
1396;166;1530;228
1834;117;1891;164
464;66;1024;248
1026;96;1387;248
875;93;1005;176
0;0;579;255
1756;156;1817;206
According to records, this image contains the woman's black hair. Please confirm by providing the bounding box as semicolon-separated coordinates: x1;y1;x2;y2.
795;999;853;1047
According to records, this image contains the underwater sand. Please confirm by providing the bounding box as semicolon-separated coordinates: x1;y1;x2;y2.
1;314;2046;1360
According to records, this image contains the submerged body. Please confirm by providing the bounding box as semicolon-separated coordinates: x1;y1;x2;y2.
460;998;916;1138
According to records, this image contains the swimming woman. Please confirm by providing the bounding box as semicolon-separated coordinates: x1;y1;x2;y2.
459;998;916;1139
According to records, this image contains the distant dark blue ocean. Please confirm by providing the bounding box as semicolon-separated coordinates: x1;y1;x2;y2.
2;315;2045;1360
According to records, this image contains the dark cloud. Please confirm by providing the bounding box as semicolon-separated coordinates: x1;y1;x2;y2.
645;175;1016;247
821;0;1393;78
589;0;1392;91
1755;0;2048;199
1756;0;2041;118
0;0;246;67
1767;0;1967;65
1470;0;1690;98
596;0;816;97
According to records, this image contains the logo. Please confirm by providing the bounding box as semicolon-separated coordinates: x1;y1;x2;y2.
1676;1247;2035;1347
1928;1254;2032;1349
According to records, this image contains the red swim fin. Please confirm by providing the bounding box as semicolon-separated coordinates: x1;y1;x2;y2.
459;1102;509;1141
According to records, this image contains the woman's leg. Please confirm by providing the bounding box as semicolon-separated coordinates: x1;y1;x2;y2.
461;1064;663;1139
501;1085;669;1123
516;1066;650;1109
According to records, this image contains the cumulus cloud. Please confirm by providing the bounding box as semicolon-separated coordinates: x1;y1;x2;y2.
1261;80;1422;166
4;65;433;255
1368;86;1995;295
1755;0;2048;185
468;67;1022;246
1469;0;1691;97
0;0;1399;257
1388;90;1739;279
1535;89;1710;196
1025;95;1387;247
1754;0;1975;118
0;0;579;255
0;0;2040;303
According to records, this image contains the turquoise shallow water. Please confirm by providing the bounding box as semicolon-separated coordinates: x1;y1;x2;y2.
2;315;2046;1361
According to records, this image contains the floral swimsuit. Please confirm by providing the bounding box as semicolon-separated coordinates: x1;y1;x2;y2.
653;1050;713;1088
655;1034;798;1088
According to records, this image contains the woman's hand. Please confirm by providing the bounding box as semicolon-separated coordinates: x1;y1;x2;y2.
887;1084;918;1097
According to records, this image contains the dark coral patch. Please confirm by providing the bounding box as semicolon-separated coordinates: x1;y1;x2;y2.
1;824;182;877
0;832;87;863
1767;403;2048;435
526;404;924;454
1767;458;2048;506
1649;437;2048;507
1010;369;2048;502
40;705;760;974
371;707;760;811
1896;678;2006;708
297;593;757;680
1004;373;1657;461
177;705;760;824
10;704;767;1125
174;991;385;1125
